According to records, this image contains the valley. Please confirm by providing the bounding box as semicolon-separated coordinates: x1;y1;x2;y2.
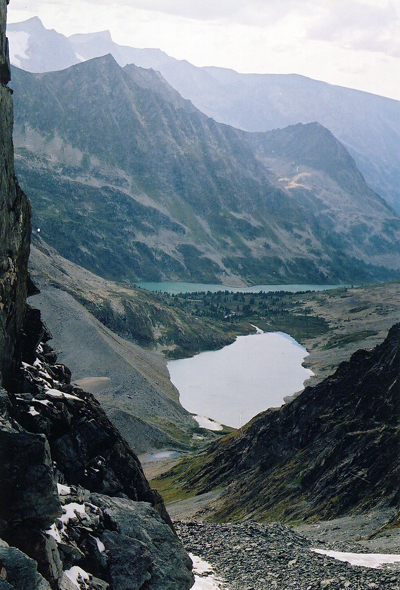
10;55;400;288
1;10;399;590
29;233;400;450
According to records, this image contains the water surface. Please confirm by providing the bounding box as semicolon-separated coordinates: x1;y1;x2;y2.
168;331;313;429
135;282;344;294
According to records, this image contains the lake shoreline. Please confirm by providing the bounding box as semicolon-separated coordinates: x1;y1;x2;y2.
168;330;313;429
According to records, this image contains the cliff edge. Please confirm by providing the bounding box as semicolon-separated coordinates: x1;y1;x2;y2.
0;2;193;588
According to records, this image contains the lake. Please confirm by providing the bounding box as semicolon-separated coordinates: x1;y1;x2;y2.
167;331;313;429
135;282;345;294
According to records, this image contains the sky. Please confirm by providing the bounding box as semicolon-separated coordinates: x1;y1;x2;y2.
7;0;400;101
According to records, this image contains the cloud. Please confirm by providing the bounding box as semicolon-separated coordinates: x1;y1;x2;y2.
305;0;400;56
7;0;400;100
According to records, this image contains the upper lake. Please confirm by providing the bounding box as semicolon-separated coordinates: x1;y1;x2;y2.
135;282;344;294
167;331;313;429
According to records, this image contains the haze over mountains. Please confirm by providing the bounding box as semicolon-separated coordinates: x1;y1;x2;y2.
8;16;400;216
10;51;400;286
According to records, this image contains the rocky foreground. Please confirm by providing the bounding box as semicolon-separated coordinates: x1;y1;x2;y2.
177;520;400;589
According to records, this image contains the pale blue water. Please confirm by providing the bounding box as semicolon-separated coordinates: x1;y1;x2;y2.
135;282;345;294
168;331;313;429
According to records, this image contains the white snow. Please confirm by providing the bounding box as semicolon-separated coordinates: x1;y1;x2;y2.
46;523;62;544
64;566;90;588
61;502;86;524
39;368;56;381
28;406;40;416
95;537;106;553
45;389;64;398
312;548;400;568
57;483;71;496
32;398;51;406
190;554;226;590
45;388;82;401
8;31;30;67
194;415;223;431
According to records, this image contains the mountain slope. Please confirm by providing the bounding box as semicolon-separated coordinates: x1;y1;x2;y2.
7;18;400;214
10;56;400;286
27;235;252;452
169;323;400;522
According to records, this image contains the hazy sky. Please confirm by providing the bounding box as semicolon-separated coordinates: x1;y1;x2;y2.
7;0;400;100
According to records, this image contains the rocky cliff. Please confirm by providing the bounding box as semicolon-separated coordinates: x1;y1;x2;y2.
0;3;193;588
178;323;400;523
0;0;31;390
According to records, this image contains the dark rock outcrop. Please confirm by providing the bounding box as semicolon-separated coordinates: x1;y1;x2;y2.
90;495;193;589
0;0;31;389
0;3;194;588
183;323;400;522
0;539;52;590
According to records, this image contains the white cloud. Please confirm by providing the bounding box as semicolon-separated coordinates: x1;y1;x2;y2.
6;0;400;100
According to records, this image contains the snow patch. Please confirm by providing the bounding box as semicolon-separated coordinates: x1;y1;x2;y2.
45;388;82;401
8;31;30;67
194;415;223;431
45;389;64;398
57;483;72;496
61;502;86;524
64;566;90;588
95;537;105;553
190;554;226;589
46;523;62;544
28;406;40;416
312;549;400;568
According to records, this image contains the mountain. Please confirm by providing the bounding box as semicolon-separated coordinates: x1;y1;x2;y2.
166;322;400;523
0;8;193;589
7;16;80;72
11;55;400;286
7;18;400;214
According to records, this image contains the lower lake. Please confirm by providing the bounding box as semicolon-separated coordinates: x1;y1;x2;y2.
167;331;313;429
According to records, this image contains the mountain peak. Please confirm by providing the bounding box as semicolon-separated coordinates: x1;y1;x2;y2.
8;16;46;33
68;30;113;44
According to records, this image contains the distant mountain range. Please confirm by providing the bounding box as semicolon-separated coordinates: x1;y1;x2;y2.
10;52;400;285
8;17;400;215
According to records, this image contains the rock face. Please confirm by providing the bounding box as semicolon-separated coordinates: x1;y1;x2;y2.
183;323;400;522
0;0;31;389
0;3;193;588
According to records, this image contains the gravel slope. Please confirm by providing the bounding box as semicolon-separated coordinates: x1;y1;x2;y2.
177;519;400;590
32;286;196;453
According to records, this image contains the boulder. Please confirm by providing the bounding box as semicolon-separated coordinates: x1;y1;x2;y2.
0;422;61;529
90;495;194;590
0;543;52;590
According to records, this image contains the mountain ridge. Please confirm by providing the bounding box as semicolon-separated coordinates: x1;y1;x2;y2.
7;17;400;214
11;55;400;286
